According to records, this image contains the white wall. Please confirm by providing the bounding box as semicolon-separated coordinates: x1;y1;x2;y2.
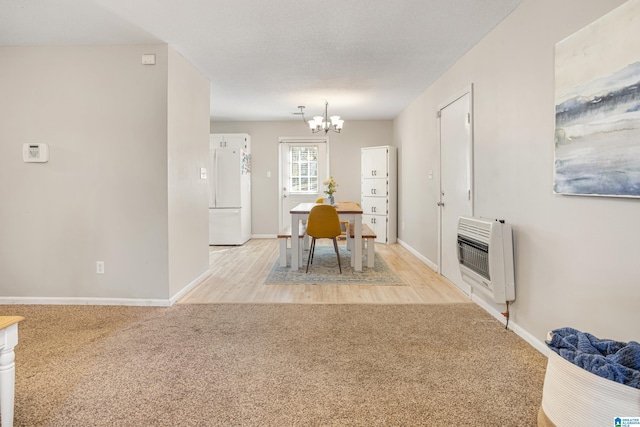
167;47;211;298
0;44;210;303
394;0;639;343
211;120;393;235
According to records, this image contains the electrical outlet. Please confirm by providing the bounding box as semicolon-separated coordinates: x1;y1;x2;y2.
96;261;105;274
402;222;405;230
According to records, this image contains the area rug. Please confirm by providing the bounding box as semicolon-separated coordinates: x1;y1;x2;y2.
265;244;406;285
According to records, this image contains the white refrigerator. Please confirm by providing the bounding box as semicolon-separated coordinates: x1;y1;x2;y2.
209;134;251;245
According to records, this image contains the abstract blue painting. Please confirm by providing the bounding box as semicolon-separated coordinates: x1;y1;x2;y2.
554;0;640;197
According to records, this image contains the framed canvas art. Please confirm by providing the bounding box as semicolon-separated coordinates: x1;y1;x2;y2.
554;0;640;197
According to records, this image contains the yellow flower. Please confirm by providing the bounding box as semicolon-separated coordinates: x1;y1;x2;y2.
323;176;338;196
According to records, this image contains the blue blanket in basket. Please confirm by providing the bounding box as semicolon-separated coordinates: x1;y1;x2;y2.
546;327;640;389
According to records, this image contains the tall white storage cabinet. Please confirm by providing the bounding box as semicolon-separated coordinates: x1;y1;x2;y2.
361;146;397;244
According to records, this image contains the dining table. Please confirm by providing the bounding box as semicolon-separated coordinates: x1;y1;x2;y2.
290;201;364;272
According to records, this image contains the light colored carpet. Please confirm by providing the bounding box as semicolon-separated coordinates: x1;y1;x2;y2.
2;303;547;426
265;244;405;285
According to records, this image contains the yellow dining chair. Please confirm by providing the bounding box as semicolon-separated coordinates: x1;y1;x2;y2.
315;197;348;240
305;204;342;273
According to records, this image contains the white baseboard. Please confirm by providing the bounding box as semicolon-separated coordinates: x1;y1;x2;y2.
0;269;213;308
252;234;277;239
396;238;438;272
0;297;172;306
471;294;549;356
169;269;212;305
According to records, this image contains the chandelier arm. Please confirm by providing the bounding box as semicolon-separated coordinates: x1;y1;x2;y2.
324;101;328;125
298;106;308;124
296;101;342;134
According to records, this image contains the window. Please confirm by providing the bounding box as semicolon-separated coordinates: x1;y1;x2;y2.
289;147;318;193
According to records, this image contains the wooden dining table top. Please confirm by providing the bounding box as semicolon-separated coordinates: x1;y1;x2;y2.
290;201;363;214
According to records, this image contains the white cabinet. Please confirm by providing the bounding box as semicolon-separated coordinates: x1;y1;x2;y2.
362;179;387;198
210;133;249;149
361;146;397;244
363;214;388;244
361;197;386;215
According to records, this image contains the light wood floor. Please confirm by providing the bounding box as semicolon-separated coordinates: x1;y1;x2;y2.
178;238;470;304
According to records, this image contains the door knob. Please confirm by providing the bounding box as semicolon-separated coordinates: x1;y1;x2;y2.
437;202;444;206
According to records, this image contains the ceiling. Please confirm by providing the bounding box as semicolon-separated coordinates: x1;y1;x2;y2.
0;0;523;121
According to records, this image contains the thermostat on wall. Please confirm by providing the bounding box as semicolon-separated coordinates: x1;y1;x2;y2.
22;143;49;163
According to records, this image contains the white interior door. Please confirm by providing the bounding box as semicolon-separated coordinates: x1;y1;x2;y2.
279;139;329;230
439;89;473;294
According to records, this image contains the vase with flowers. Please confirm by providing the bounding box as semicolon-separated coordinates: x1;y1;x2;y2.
323;176;338;205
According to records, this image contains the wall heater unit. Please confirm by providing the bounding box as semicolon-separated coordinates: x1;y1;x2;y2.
457;216;515;304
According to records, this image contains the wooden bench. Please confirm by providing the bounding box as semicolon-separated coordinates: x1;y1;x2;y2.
348;223;377;268
277;222;308;267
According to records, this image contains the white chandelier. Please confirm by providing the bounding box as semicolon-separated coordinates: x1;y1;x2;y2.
296;101;344;134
